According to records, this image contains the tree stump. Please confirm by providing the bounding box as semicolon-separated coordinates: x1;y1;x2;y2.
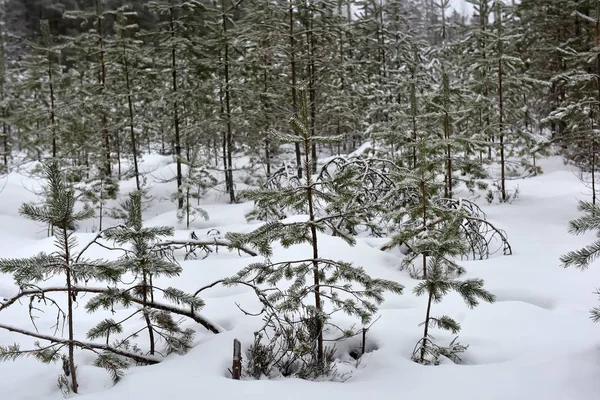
232;339;242;380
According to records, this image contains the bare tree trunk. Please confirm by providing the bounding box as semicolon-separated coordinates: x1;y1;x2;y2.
41;21;57;159
422;180;427;280
96;0;111;177
419;291;433;363
497;5;506;202
63;227;78;393
170;4;183;209
121;34;140;191
307;5;318;174
221;0;236;203
263;53;271;177
592;7;600;204
0;24;8;170
143;272;156;355
290;0;302;178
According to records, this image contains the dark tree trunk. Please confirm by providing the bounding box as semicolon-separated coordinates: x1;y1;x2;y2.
170;4;183;209
290;0;302;178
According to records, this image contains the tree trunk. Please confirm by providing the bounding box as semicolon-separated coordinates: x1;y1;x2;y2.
422;180;428;280
143;272;156;356
170;4;183;209
96;0;111;177
290;0;302;178
63;227;79;393
122;37;140;191
420;290;434;363
221;0;236;203
497;5;506;202
303;116;323;364
306;2;317;174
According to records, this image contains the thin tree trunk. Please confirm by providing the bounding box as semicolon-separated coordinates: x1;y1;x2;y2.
170;4;183;209
422;180;427;280
0;23;8;170
41;21;57;159
122;35;140;191
304;133;323;364
497;5;506;202
221;0;236;203
96;0;111;177
142;272;156;355
592;7;600;204
290;0;302;178
305;2;317;173
420;290;434;363
263;64;271;177
63;227;78;393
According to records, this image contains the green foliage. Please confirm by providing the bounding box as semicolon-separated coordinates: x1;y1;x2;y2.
87;190;199;357
412;256;495;365
229;90;403;379
0;162;125;393
561;201;600;323
561;201;600;269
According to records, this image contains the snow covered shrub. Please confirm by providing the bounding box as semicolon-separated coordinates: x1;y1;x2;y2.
227;90;403;379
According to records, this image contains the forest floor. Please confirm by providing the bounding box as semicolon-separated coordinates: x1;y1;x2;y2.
1;153;600;400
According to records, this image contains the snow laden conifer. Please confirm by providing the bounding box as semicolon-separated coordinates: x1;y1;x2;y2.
90;190;202;356
0;162;124;394
387;139;468;279
412;254;495;365
226;89;403;379
173;148;215;229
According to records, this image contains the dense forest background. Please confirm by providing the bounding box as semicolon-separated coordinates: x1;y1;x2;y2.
0;0;599;209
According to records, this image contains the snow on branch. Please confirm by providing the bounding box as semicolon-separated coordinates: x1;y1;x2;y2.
0;323;161;365
0;286;223;334
153;237;258;259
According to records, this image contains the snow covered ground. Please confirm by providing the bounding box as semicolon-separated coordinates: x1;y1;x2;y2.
1;154;600;400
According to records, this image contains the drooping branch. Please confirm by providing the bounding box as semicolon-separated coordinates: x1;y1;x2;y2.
0;323;160;365
0;286;223;334
380;198;512;259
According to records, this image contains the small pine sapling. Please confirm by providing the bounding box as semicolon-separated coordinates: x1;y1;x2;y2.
0;162;124;394
173;148;215;229
412;255;495;365
387;140;468;279
89;191;203;356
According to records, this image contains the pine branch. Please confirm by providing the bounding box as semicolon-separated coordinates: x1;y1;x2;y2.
153;238;257;257
0;286;223;334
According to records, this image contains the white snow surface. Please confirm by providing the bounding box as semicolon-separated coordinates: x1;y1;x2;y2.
1;155;600;400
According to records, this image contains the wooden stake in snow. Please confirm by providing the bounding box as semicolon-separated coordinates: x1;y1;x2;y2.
232;339;242;380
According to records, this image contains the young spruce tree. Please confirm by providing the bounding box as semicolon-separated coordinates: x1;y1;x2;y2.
226;89;403;378
91;190;203;356
0;162;122;394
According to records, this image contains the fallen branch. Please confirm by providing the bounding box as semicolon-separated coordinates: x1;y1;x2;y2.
0;323;160;365
0;286;223;334
153;238;257;257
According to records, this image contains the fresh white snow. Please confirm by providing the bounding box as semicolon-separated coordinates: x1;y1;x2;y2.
1;154;600;400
